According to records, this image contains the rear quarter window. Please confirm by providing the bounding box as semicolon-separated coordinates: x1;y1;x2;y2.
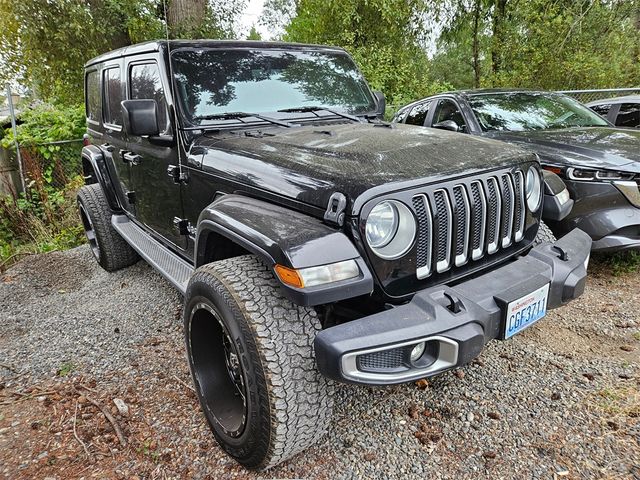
103;67;123;126
85;70;101;123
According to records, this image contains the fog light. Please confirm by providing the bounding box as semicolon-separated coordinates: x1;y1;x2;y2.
410;342;426;362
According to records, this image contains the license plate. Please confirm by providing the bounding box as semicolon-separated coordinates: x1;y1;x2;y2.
504;284;550;339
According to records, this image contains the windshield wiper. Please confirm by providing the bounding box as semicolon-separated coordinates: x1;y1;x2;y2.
277;106;362;123
195;112;294;128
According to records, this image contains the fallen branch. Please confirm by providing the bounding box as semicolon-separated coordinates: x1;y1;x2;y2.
173;374;196;393
82;392;127;447
73;401;92;458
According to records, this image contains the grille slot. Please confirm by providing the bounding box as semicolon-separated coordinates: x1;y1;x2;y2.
412;195;433;279
500;174;515;248
433;189;453;273
411;169;527;279
357;347;405;372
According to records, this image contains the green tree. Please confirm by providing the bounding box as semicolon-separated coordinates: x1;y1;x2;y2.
272;0;451;109
432;0;640;90
0;0;246;105
247;25;262;40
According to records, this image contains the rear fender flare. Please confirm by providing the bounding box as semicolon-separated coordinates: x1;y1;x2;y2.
81;145;121;211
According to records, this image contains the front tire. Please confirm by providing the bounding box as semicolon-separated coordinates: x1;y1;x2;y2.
184;255;334;470
77;184;138;271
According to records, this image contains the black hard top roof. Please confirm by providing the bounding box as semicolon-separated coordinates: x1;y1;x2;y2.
85;40;346;67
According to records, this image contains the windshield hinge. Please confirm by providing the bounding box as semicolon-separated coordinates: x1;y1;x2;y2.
324;192;347;227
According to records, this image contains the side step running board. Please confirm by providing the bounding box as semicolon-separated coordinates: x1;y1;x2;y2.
111;215;194;294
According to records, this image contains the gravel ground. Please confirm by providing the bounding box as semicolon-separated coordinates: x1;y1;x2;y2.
1;245;639;479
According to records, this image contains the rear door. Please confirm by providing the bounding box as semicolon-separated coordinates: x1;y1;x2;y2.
125;56;185;249
98;60;136;215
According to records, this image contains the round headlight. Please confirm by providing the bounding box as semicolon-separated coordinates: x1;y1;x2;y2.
365;200;416;259
525;167;542;212
365;201;398;248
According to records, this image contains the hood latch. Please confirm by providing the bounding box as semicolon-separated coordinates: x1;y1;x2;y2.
324;192;347;227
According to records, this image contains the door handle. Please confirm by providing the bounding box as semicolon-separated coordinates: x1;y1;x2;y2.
122;151;142;165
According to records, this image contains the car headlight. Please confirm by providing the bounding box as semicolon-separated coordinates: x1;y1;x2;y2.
566;167;635;181
526;167;542;212
365;200;416;259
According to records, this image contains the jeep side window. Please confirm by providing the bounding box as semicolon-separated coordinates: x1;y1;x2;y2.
129;63;170;134
86;70;101;124
433;99;466;131
103;67;123;127
405;101;432;126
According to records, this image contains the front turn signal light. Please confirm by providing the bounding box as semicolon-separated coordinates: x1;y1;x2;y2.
275;260;360;289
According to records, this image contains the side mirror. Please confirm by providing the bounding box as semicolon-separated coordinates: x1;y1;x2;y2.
374;91;386;117
121;99;160;137
432;120;460;132
542;170;574;221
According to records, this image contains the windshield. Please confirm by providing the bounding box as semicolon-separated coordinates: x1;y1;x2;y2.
171;48;377;124
468;92;609;132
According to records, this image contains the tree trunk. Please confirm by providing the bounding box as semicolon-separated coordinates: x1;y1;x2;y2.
491;0;507;78
472;0;481;88
167;0;208;38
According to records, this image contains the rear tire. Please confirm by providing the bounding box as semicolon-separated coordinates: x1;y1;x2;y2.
534;220;556;245
77;184;138;271
184;255;334;470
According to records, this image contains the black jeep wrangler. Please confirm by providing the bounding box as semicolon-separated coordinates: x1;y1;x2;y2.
78;40;591;469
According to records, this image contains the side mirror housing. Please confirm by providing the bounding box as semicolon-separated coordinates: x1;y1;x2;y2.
374;91;386;118
121;99;160;137
432;120;460;132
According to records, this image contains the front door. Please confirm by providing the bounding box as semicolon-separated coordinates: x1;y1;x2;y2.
125;58;185;249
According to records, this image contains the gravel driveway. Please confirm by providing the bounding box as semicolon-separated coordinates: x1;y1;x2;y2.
1;245;638;479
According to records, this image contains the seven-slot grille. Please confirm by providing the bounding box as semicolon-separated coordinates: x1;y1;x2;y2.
412;170;526;279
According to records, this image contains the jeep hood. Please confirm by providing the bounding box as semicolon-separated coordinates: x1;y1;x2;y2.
192;122;533;214
485;127;640;174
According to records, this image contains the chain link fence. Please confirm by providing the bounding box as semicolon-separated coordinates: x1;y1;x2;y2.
556;88;640;104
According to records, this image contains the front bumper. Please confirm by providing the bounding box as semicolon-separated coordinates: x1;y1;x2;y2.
554;180;640;252
314;228;592;385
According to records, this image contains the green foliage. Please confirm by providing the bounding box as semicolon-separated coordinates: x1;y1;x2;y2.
247;25;262;40
0;103;87;270
57;361;75;377
0;0;243;104
431;0;640;91
0;175;86;271
600;251;640;276
282;0;451;109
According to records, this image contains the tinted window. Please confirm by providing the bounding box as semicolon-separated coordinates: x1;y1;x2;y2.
405;101;431;126
393;107;411;123
171;49;377;123
130;63;169;132
86;70;101;123
467;93;608;132
103;67;123;126
433;99;466;130
615;103;640;128
590;103;611;117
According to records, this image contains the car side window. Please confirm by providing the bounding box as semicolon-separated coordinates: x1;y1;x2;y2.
103;67;123;127
405;101;432;126
590;103;611;118
86;70;101;124
615;103;640;128
432;99;466;131
129;63;170;133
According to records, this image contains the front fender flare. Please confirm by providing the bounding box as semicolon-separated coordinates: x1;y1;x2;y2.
195;194;374;306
